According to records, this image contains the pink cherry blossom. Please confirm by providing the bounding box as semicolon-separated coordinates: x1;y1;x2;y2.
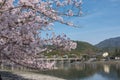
0;0;82;70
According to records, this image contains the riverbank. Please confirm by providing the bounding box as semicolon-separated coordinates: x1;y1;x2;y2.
0;60;120;80
0;70;65;80
84;60;120;64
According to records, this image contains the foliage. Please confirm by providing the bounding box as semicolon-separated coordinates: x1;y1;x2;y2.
44;41;98;58
71;41;98;54
96;46;120;57
96;37;120;57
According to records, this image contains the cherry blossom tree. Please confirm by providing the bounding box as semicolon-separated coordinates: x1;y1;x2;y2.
0;0;82;70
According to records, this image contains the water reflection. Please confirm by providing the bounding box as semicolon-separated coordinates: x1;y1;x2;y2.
103;65;110;73
38;62;120;80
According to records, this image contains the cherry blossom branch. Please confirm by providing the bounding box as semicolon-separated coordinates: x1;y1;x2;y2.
0;0;7;9
0;0;81;70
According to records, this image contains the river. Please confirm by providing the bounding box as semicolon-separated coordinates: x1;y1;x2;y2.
38;61;120;80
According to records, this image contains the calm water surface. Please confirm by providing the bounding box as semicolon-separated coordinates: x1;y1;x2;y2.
38;62;120;80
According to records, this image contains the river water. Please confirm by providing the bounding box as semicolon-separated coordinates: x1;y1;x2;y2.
39;62;120;80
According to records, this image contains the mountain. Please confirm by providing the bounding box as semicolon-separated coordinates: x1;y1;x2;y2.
95;37;120;49
95;37;120;57
44;41;98;57
71;41;97;54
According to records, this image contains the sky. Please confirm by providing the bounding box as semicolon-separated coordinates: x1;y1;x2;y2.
50;0;120;45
